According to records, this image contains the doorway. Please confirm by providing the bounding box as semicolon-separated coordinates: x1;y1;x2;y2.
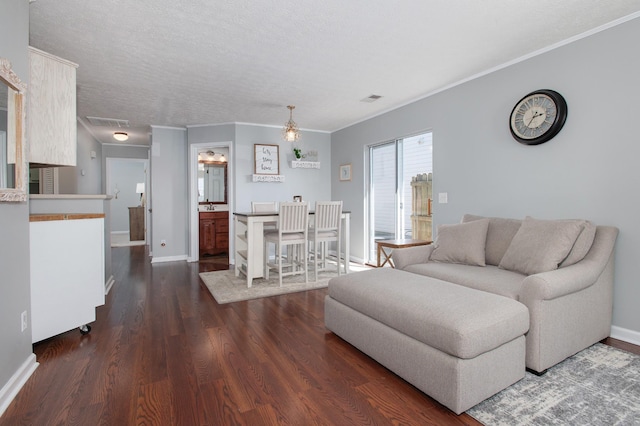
367;132;432;263
106;158;149;246
188;141;234;263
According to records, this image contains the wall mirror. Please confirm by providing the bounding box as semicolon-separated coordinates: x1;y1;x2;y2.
0;58;27;202
198;161;227;204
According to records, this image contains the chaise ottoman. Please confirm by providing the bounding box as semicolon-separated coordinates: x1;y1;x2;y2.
324;268;529;414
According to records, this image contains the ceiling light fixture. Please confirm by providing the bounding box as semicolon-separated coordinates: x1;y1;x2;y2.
282;105;300;142
203;151;227;162
113;132;129;141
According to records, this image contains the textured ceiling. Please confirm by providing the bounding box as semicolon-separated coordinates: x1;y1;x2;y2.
27;0;640;146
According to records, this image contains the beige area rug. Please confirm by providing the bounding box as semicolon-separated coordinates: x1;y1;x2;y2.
200;262;370;304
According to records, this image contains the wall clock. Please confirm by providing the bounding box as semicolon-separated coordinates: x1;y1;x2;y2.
509;89;567;145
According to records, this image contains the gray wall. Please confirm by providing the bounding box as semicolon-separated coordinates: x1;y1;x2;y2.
101;143;150;194
0;0;33;398
332;16;640;337
188;124;332;211
150;126;189;259
108;159;146;233
234;124;331;210
58;122;103;194
185;123;331;262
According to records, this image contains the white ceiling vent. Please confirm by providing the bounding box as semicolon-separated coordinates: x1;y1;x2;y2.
361;94;382;103
86;116;131;128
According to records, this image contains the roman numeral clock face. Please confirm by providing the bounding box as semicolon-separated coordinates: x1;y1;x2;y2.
509;89;567;145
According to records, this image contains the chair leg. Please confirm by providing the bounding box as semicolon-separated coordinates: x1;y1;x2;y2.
304;240;308;283
278;243;283;287
337;235;342;276
311;239;317;282
264;239;269;280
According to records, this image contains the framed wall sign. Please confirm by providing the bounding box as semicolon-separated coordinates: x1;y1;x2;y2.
339;163;352;181
254;144;280;175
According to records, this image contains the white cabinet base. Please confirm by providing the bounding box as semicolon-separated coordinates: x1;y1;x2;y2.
30;217;105;343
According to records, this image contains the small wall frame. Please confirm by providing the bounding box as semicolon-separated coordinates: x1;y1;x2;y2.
339;163;352;181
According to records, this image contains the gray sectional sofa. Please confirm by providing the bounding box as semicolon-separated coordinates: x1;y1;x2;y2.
393;214;619;374
324;214;618;413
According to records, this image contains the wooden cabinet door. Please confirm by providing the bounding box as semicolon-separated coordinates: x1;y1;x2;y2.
199;211;229;256
199;219;216;255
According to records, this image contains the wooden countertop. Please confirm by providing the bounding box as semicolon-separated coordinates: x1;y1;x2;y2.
29;213;106;222
30;194;113;200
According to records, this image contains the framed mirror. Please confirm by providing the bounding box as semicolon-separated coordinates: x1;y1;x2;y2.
0;58;27;202
198;161;227;204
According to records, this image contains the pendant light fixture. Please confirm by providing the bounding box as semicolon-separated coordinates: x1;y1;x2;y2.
282;105;300;142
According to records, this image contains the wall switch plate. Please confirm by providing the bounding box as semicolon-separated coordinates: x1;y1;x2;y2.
438;192;448;204
21;311;27;332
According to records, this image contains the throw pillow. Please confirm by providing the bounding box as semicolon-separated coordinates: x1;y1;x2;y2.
559;220;596;267
462;214;523;266
430;219;489;266
499;216;583;275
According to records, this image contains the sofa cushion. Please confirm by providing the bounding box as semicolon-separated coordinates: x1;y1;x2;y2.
404;263;525;300
430;219;489;266
498;217;583;275
462;214;522;266
560;220;596;267
328;268;529;359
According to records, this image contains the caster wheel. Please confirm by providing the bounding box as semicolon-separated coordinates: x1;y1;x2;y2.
79;324;92;335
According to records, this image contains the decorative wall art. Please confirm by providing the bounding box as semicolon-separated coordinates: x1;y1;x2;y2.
254;144;280;175
339;163;352;181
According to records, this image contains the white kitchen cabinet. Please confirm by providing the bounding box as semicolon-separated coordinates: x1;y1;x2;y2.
30;214;105;343
28;47;78;166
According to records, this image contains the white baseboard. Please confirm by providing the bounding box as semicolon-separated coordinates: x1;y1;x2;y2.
104;275;115;295
150;254;188;264
0;354;38;417
610;325;640;346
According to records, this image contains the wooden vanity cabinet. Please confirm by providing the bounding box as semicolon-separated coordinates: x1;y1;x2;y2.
199;211;229;256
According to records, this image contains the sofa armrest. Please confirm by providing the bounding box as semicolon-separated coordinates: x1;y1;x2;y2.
520;225;618;303
521;259;605;302
392;245;434;270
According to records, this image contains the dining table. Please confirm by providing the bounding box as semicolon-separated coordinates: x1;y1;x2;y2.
233;211;350;288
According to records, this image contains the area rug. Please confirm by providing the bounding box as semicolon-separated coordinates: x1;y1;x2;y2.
200;262;369;304
467;343;640;425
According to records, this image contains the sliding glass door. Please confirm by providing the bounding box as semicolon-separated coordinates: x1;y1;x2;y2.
367;132;432;263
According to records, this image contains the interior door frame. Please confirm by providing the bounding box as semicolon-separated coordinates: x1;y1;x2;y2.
188;141;234;263
105;157;149;244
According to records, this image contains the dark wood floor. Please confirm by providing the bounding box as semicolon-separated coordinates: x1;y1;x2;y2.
2;246;638;425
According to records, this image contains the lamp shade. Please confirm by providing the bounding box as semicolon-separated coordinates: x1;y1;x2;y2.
136;182;145;194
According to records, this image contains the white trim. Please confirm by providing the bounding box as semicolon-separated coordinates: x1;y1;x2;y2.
186;121;330;133
101;142;150;149
149;125;187;131
332;11;640;133
610;325;640;346
0;354;38;417
150;254;188;264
